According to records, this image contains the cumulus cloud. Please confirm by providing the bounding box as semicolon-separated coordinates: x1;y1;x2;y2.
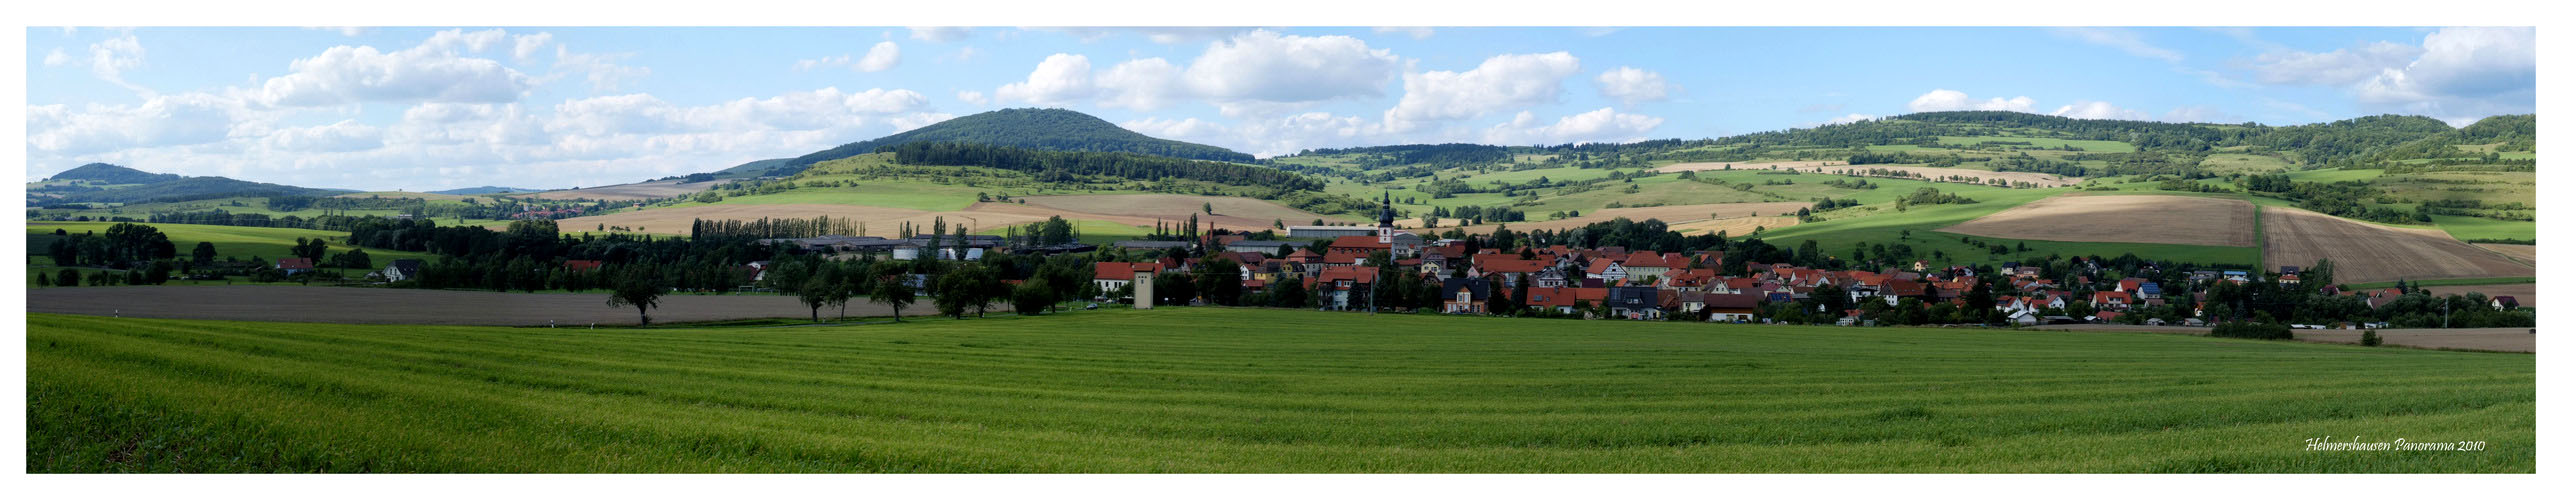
27;93;243;155
265;120;385;152
1483;108;1663;145
856;41;901;72
908;27;970;42
956;90;987;105
54;33;152;94
2049;101;2149;121
993;53;1099;105
1906;89;2036;113
1095;58;1182;110
512;32;553;61
1386;51;1581;131
258;29;534;107
550;43;652;91
1119;116;1228;141
43;48;71;66
2252;27;2533;122
1594;66;1673;105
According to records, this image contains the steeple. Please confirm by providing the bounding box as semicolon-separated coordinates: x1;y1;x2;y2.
1377;190;1395;245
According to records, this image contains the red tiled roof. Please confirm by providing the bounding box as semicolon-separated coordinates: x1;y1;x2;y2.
277;258;315;270
564;259;604;272
1095;262;1138;281
1329;235;1390;251
1317;265;1378;285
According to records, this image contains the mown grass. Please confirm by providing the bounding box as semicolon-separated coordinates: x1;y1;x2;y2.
27;308;2531;473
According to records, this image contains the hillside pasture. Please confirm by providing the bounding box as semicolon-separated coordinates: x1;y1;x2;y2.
1013;193;1331;228
554;203;1050;236
1939;195;2255;247
2259;206;2533;284
526;179;725;201
1654;162;2084;187
26;308;2532;472
1432;202;1812;234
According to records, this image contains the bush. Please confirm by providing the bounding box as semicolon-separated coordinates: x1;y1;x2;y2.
2210;320;2293;340
2360;330;2382;347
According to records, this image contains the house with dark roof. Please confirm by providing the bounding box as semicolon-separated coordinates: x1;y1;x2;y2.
1701;292;1760;322
381;259;423;282
1314;266;1379;310
1606;286;1662;320
1440;278;1491;315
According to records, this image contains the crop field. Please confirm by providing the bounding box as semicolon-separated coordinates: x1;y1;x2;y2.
2433;215;2536;242
23;286;990;325
26;221;438;266
1013;193;1330;228
1434;202;1812;234
2421;283;2535;308
26;308;2532;473
2474;244;2535;265
1939;195;2256;247
2259;206;2535;284
556;203;1052;236
1936;136;2138;153
1763;188;2261;267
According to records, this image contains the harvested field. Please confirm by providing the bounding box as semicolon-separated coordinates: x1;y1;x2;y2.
1435;202;1811;234
1655;161;2083;187
2478;243;2535;266
25;286;987;326
2422;283;2536;308
2260;206;2534;284
525;179;725;201
2027;324;2535;353
1014;194;1330;228
1940;195;2253;247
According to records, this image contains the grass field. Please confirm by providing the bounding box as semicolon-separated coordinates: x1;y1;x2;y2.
26;308;2531;473
2433;215;2536;242
26;221;438;266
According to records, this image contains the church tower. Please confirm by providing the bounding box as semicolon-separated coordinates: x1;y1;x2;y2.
1376;190;1396;245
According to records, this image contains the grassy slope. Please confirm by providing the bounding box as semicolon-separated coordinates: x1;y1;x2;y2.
26;221;437;267
27;308;2530;473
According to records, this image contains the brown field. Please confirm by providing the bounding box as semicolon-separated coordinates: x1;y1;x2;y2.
1013;194;1331;229
2478;243;2535;266
1940;194;2254;247
1654;161;2084;187
555;203;1060;236
26;286;993;326
333;191;493;201
2422;283;2535;308
2261;206;2534;284
1429;202;1812;235
525;179;726;201
2029;324;2534;353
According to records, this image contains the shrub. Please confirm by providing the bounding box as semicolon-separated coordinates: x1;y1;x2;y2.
2360;330;2382;347
2210;320;2293;340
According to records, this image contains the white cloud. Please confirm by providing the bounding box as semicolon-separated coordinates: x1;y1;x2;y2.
856;41;901;72
1179;29;1400;104
956;90;987;105
2252;41;2421;86
1484;108;1664;145
2049;101;2149;121
1594;66;1673;105
1808;113;1879;127
1095;58;1182;110
26;93;243;155
258;30;534;107
551;44;651;91
1119;116;1227;140
512;32;553;62
908;27;971;42
265;120;385;152
2162;106;2238;124
1374;27;1435;39
43;48;71;66
67;33;151;94
1906;89;2036;113
1386;51;1581;131
993;53;1098;105
2051;27;2183;63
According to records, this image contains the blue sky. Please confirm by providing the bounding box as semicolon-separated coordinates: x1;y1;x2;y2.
23;26;2536;191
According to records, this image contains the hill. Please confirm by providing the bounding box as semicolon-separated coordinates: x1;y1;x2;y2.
46;163;183;184
27;308;2531;472
710;158;796;179
48;175;345;205
781;108;1254;174
428;186;543;195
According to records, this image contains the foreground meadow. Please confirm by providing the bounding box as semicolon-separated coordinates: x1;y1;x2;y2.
26;309;2533;473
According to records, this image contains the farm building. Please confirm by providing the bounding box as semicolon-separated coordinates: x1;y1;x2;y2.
1285;225;1382;239
381;259;423;282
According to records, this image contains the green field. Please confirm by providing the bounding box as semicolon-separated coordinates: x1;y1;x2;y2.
27;308;2531;472
2432;215;2537;242
26;221;438;267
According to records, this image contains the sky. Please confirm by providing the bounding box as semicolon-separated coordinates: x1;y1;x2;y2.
21;26;2537;191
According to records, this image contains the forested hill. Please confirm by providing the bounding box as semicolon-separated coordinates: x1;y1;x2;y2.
46;163;183;184
782;108;1255;172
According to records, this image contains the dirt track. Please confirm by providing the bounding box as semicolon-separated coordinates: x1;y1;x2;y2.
2029;324;2535;353
1940;194;2254;247
27;286;997;326
1654;161;2084;187
2260;206;2534;284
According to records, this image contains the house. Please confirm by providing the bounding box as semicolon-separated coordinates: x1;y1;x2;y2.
1701;292;1760;322
1606;286;1662;320
1225;239;1298;255
1881;279;1928;306
1521;286;1580;314
2278;273;2302;286
277;258;316;275
1441;278;1491;314
1314;266;1379;310
1585;258;1628;281
564;259;604;273
1621;251;1683;281
1093;262;1144;293
381;259;423;282
2491;296;2522;310
2092;291;2133;310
